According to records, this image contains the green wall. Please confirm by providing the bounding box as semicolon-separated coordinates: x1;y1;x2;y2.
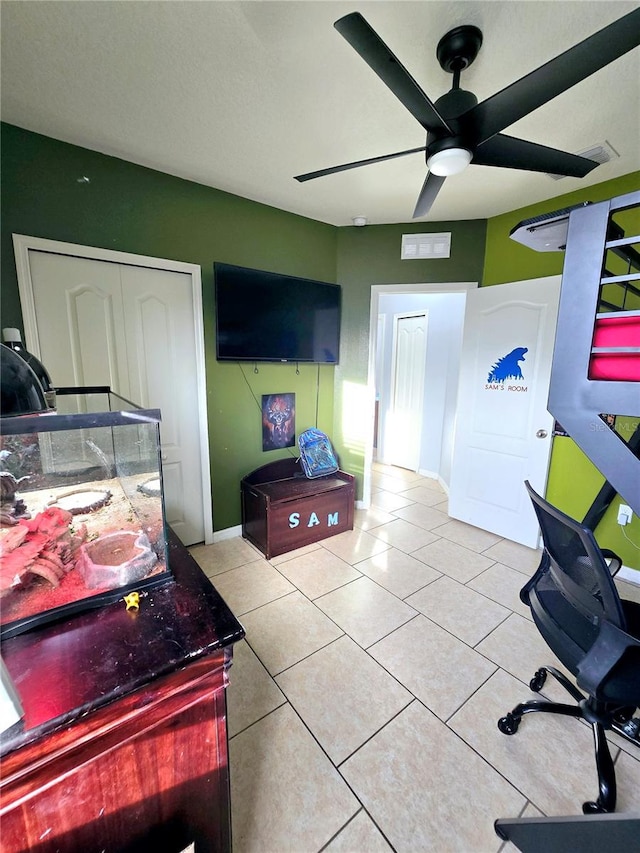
0;123;337;531
483;171;640;569
333;221;487;485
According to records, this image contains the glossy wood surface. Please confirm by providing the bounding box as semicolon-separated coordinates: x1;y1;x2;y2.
256;472;353;502
0;531;244;852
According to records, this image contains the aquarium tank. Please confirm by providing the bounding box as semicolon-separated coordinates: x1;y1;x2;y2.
0;387;171;638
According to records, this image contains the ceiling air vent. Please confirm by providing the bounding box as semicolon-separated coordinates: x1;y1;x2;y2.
401;232;451;260
547;141;619;180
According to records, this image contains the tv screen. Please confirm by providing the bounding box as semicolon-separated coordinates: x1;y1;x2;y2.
214;263;341;364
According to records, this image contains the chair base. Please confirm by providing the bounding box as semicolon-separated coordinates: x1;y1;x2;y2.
498;666;639;814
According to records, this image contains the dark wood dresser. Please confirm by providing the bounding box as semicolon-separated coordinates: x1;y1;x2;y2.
0;531;244;853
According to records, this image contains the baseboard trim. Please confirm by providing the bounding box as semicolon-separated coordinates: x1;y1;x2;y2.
417;468;438;480
212;524;243;543
417;469;449;495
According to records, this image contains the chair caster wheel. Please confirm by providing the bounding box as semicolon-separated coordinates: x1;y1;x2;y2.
498;714;520;735
529;669;547;692
582;801;607;814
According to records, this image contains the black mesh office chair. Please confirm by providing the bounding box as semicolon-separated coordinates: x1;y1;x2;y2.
497;481;640;814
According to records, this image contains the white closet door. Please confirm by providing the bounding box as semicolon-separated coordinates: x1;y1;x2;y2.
120;264;204;545
24;250;205;545
385;312;427;471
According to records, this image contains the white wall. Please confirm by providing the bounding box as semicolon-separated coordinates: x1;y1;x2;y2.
377;291;466;485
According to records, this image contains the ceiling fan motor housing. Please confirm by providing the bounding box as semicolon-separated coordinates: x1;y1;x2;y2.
435;88;478;117
427;88;478;161
425;134;471;162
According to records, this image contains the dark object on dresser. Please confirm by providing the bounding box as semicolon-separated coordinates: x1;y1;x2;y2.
497;481;640;814
241;457;355;559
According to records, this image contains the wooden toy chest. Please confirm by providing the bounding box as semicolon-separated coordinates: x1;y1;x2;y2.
241;458;355;559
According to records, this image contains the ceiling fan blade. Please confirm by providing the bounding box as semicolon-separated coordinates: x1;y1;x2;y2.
334;12;451;134
473;134;600;177
465;8;640;144
294;146;426;182
413;173;446;218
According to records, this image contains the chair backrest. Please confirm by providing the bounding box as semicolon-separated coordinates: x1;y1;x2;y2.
524;481;627;666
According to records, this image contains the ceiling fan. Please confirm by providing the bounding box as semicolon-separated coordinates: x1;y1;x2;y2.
295;9;640;218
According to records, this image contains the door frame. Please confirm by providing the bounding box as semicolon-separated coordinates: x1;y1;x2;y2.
12;233;214;545
364;281;477;507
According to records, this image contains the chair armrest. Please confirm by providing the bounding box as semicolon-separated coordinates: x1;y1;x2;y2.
601;549;622;578
519;551;549;606
576;620;640;699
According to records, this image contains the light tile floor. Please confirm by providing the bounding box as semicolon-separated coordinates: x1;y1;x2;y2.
190;463;640;853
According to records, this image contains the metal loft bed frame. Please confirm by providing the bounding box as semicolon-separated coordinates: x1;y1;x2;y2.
547;190;640;518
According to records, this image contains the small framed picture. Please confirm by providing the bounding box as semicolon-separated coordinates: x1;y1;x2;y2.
262;393;295;451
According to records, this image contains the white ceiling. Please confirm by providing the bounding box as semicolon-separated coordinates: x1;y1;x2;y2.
1;1;638;227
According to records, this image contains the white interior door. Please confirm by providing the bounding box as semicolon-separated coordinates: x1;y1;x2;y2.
449;277;561;547
385;312;427;471
15;242;210;546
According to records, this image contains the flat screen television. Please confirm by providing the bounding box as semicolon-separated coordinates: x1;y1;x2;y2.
214;262;341;363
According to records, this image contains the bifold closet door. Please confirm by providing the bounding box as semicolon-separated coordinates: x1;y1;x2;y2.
25;250;205;545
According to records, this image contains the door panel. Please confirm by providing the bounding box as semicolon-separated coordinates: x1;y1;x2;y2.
28;252;130;396
449;277;561;547
161;461;186;530
386;313;427;471
120;264;203;544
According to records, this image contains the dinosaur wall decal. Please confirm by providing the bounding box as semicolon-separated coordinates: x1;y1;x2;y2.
487;347;528;384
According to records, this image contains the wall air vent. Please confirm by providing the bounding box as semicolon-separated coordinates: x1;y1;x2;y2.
401;232;451;260
547;141;619;180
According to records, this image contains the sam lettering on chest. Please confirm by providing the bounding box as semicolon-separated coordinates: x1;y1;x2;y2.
288;510;340;529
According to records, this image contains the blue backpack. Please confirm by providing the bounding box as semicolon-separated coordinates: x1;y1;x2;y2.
298;428;339;478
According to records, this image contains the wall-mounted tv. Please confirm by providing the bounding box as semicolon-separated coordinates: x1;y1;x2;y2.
214;262;341;364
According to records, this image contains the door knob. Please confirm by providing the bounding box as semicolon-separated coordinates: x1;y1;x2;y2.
536;429;548;439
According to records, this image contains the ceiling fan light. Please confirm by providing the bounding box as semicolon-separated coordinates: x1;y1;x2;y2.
427;147;472;176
